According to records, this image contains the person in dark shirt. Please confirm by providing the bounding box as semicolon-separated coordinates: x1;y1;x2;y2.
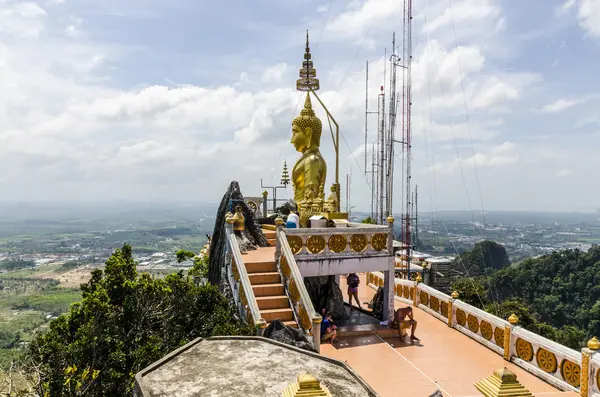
347;273;361;310
320;312;337;344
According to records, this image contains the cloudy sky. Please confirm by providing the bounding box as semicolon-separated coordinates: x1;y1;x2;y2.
0;0;598;213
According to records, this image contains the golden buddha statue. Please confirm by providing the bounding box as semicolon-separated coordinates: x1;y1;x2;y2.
291;93;327;209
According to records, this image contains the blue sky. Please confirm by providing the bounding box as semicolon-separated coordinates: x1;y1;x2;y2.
0;0;599;213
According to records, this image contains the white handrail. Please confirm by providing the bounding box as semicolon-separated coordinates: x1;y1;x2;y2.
226;228;262;326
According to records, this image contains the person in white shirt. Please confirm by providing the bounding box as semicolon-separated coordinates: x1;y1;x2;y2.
286;211;300;228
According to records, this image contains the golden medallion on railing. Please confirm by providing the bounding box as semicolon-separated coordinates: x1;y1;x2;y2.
289;278;300;303
232;260;240;281
536;348;557;373
378;277;384;287
516;338;534;362
349;234;368;252
456;309;466;327
480;321;493;341
409;287;414;299
306;235;326;254
239;284;248;306
370;233;387;251
560;359;581;387
287;236;303;254
401;286;409;299
367;273;373;284
419;291;429;306
328;235;347;253
280;256;291;278
494;327;504;347
395;284;402;297
441;302;449;317
429;296;440;312
467;314;479;333
298;303;312;331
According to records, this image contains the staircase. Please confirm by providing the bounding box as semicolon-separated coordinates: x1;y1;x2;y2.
243;236;297;328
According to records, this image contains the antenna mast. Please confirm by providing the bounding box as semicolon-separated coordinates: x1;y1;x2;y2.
401;0;413;277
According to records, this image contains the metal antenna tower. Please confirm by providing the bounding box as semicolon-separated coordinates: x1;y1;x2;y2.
401;0;414;277
364;61;378;220
377;85;386;224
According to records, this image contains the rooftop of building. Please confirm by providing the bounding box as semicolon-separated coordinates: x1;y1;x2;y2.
134;336;378;397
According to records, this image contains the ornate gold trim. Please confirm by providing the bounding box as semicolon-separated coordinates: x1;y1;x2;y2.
370;233;387;251
560;359;581;388
456;309;466;327
328;234;347;253
287;236;304;254
306;235;326;254
494;327;505;348
515;338;533;362
480;321;493;341
536;348;558;374
430;296;440;312
349;234;368;252
468;314;480;333
419;291;429;306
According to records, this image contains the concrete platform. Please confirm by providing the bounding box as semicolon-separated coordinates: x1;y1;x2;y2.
320;274;579;397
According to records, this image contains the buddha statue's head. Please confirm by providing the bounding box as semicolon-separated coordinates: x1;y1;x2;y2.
291;94;322;153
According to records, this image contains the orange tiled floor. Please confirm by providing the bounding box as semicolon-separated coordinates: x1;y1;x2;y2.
322;274;578;397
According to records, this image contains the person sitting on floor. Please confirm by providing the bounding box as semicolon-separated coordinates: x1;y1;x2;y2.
321;311;337;344
394;306;420;342
286;211;300;228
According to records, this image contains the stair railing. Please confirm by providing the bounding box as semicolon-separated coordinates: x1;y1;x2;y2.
225;216;267;335
275;218;323;353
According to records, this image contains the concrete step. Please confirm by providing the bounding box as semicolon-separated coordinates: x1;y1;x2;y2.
260;308;294;322
256;295;290;310
248;271;281;285
262;230;276;239
268;320;298;329
252;283;285;297
245;261;277;273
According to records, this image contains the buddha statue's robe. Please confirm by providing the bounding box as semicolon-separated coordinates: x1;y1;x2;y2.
291;147;327;204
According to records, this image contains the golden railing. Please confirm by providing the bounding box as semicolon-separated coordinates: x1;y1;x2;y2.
225;218;266;334
275;219;323;352
366;271;600;396
283;222;393;257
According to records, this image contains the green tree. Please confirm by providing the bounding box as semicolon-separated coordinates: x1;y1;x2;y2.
451;277;488;309
24;244;251;396
176;249;209;281
361;217;376;224
451;240;510;276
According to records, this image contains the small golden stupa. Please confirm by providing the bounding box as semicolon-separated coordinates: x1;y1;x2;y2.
281;374;332;397
474;367;533;397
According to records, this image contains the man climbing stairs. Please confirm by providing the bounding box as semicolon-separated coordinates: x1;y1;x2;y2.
243;245;297;328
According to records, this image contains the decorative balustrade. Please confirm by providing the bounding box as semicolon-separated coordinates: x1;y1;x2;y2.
225;221;265;334
366;271;600;396
284;223;392;258
276;220;323;352
590;352;600;397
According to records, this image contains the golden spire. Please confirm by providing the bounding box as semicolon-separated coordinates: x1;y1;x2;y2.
296;30;320;92
281;374;332;397
474;368;532;397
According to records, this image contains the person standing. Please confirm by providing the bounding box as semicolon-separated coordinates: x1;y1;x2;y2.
347;273;361;310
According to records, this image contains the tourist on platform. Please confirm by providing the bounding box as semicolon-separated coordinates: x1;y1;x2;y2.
321;312;337;344
286;211;300;228
394;306;420;342
346;273;361;310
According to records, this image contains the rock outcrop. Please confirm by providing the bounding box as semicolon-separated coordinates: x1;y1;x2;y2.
304;276;349;321
263;319;317;353
208;181;269;286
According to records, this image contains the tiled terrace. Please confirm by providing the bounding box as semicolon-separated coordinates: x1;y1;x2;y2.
320;274;579;397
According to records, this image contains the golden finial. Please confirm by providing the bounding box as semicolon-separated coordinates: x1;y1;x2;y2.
296;30;320;92
508;313;519;325
386;216;394;224
451;291;459;299
232;205;245;231
275;217;284;226
225;212;234;224
282;374;331;397
474;367;532;397
415;273;422;283
281;160;290;186
587;336;600;350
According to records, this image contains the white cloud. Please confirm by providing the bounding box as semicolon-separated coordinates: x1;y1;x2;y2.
540;98;581;113
556;169;571;177
0;1;47;38
559;0;600;38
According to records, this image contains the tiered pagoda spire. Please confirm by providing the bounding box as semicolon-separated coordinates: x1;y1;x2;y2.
296;31;320;92
281;160;290;186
